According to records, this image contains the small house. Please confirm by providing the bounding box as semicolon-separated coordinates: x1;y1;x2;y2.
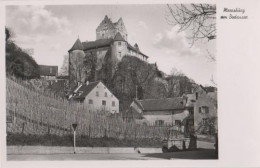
70;81;119;114
130;97;190;127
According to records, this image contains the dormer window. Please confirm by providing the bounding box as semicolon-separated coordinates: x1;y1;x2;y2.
118;42;121;46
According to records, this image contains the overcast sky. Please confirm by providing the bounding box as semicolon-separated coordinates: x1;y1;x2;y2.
6;4;216;86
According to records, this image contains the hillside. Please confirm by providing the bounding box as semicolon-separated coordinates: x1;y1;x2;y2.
98;55;195;113
6;27;40;79
6;78;168;139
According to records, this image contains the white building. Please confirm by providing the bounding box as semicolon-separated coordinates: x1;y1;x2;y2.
70;81;119;114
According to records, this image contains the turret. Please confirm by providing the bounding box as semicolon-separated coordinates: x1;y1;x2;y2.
68;38;84;53
111;32;127;61
68;38;86;88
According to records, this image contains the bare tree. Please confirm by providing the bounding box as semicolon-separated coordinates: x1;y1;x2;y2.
166;4;216;45
206;49;216;62
59;54;69;76
69;50;86;87
210;74;217;87
169;67;185;77
166;4;217;85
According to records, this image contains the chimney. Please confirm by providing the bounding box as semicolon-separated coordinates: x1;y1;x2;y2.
77;81;81;86
86;81;89;85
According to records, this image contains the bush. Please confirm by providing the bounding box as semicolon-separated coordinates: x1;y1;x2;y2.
7;133;162;147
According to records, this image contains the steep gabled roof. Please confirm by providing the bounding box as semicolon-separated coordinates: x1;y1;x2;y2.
39;65;58;76
96;15;115;32
135;97;185;112
113;32;126;42
69;38;84;52
82;38;113;50
73;81;100;99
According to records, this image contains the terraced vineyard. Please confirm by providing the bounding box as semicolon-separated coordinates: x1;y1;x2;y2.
6;78;169;140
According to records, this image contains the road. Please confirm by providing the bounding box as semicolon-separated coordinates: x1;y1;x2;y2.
7;149;217;160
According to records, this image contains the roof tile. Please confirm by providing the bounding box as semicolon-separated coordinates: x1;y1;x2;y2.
82;38;113;50
73;81;100;99
113;32;126;42
69;38;84;52
136;97;185;111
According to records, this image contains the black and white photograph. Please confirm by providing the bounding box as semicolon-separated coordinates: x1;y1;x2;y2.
5;4;218;161
1;0;260;168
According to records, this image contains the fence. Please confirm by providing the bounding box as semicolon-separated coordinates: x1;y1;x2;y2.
6;78;169;140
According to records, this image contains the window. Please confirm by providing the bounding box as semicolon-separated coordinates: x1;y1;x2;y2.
118;42;121;46
50;68;52;73
119;52;121;57
202;118;208;125
205;106;209;113
102;100;106;106
112;101;115;106
96;91;99;97
105;92;107;97
199;106;209;114
175;120;181;126
89;99;93;104
196;92;199;100
189;108;194;115
155;120;164;126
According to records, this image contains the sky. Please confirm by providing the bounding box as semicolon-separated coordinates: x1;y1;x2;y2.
6;4;216;86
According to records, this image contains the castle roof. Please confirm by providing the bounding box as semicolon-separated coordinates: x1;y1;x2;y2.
127;43;148;58
113;32;126;42
69;38;84;52
82;38;113;50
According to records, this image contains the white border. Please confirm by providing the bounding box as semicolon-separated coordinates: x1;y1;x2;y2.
1;0;260;168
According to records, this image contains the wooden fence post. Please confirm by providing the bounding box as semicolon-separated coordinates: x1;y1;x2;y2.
22;123;25;134
88;125;91;138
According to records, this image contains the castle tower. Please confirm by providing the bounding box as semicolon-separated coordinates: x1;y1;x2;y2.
68;38;86;88
114;17;127;41
96;15;127;41
111;32;128;62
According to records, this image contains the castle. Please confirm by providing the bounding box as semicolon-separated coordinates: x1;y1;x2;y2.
68;15;149;86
